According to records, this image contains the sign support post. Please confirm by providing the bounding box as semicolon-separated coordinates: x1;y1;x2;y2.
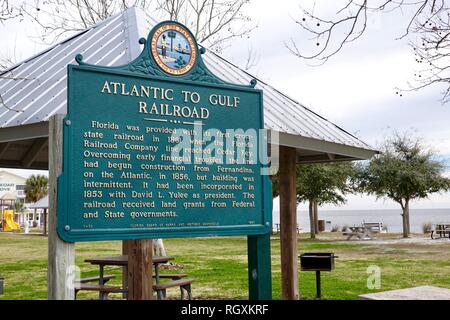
127;239;153;300
48;114;75;300
248;234;272;300
122;241;129;299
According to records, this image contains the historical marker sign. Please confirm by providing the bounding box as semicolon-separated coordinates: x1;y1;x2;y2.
57;21;271;242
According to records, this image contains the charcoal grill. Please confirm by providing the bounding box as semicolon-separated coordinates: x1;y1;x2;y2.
299;253;337;298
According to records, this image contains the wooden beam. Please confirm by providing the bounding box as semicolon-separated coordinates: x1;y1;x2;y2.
279;145;299;300
0;121;49;143
0;160;48;170
277;131;378;161
127;239;153;300
0;143;10;158
48;114;75;300
122;241;130;299
22;137;48;168
297;154;355;164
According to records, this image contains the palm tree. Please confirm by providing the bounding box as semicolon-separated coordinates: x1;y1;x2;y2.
25;174;48;203
14;201;24;212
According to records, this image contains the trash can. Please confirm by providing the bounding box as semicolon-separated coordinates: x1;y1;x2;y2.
318;220;326;232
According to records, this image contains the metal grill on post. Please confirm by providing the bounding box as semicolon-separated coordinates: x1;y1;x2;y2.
300;253;337;299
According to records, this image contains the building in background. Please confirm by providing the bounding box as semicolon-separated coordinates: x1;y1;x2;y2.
0;170;26;202
0;170;27;230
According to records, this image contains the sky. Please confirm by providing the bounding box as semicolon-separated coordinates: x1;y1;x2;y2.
1;0;450;210
226;0;450;210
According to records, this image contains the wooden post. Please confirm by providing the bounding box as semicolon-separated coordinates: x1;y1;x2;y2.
48;114;75;300
248;234;272;300
43;209;47;236
279;145;299;300
127;239;153;300
122;241;130;299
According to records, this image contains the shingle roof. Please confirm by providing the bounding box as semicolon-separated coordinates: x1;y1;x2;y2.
0;7;374;154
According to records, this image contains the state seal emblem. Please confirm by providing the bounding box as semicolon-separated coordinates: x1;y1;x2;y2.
150;22;197;76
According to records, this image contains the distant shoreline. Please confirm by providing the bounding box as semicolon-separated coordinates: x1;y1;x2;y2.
272;208;450;233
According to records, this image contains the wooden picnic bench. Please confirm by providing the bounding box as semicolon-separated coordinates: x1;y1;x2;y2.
78;256;193;300
153;278;193;300
431;224;450;239
74;283;125;299
75;278;194;300
79;275;115;284
75;276;193;300
152;273;192;300
75;275;119;299
156;274;188;280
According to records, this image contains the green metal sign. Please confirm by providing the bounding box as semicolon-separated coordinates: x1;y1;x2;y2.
57;21;272;242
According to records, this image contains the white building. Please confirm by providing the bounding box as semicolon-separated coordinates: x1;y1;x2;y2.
0;170;26;202
0;170;48;228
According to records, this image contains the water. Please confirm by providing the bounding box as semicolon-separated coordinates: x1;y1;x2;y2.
272;208;450;233
157;48;189;69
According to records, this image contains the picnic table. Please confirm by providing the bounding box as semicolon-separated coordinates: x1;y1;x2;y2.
273;223;301;234
84;255;173;299
431;223;450;239
343;222;383;240
343;226;373;240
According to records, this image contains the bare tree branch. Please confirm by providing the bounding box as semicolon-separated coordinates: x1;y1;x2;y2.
0;1;253;52
244;45;259;70
288;0;450;103
158;0;255;52
0;0;255;113
0;0;21;22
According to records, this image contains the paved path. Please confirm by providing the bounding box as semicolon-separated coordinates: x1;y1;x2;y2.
359;286;450;300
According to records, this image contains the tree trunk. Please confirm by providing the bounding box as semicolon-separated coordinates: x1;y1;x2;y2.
153;239;167;256
405;201;411;235
313;200;319;234
401;201;410;238
308;200;315;239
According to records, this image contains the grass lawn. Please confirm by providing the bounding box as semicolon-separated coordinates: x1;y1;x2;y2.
0;231;449;300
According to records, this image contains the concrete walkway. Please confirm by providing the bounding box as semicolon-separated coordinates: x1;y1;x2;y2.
359;286;450;300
